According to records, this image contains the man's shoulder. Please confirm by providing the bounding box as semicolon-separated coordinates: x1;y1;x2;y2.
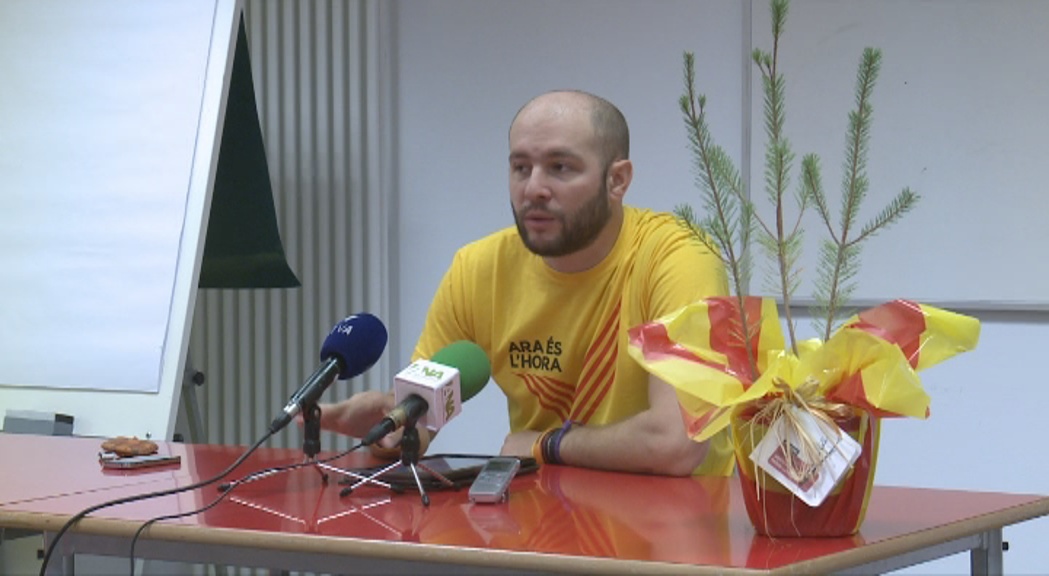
623;205;722;264
624;205;691;242
625;204;680;225
452;226;529;267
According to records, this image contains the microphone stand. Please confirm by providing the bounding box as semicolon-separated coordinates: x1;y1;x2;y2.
341;416;455;506
303;402;338;483
219;402;384;491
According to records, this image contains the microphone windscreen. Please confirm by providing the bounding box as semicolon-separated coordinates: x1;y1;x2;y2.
320;313;388;379
430;340;491;402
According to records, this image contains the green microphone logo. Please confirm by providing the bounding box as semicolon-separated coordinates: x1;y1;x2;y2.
444;387;456;420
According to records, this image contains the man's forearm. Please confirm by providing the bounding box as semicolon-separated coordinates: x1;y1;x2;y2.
556;413;708;476
555;374;709;476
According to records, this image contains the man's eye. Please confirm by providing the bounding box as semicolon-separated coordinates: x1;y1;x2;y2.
552;163;570;173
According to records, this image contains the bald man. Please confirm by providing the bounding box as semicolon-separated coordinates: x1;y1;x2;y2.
321;91;733;476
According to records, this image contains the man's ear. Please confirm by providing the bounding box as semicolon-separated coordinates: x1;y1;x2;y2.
607;158;633;201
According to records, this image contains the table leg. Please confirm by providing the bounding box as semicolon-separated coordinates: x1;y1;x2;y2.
40;532;74;576
970;528;1004;575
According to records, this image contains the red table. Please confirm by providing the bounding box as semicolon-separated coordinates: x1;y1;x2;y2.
2;434;1046;575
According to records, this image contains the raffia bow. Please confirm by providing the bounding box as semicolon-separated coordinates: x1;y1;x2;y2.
747;377;854;487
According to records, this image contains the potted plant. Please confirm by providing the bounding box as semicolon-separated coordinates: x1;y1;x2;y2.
628;0;980;537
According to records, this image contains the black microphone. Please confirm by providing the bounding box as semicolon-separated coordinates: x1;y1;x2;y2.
269;313;388;434
361;395;429;446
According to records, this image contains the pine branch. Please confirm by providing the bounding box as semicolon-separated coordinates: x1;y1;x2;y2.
812;47;879;339
811;47;919;340
678;52;759;379
675;204;735;273
813;239;860;339
804;154;834;237
677;0;919;366
850;187;920;246
770;0;788;39
750;0;804;355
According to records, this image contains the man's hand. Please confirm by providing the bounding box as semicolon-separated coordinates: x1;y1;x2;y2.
315;390;394;439
500;429;542;458
314;391;434;460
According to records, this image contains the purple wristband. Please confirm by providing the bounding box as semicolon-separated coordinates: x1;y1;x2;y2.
550;420;577;465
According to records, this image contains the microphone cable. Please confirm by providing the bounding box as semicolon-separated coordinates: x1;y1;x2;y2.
38;429;276;576
126;440;366;576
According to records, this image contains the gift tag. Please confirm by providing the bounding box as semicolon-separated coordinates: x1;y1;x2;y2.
749;405;862;507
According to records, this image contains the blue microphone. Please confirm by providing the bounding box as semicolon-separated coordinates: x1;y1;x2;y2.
269;313;388;433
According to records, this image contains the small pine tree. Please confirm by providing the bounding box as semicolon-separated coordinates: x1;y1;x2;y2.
675;0;919;373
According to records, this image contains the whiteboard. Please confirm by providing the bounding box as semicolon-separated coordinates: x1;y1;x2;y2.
747;0;1049;310
0;0;239;438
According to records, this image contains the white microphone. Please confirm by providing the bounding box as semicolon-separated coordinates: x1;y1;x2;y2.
361;341;490;445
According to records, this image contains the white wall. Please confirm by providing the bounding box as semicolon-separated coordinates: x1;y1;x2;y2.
393;1;1048;574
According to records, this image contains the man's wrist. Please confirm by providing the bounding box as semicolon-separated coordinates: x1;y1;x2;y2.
537;420;577;465
532;429;555;464
551;419;577;464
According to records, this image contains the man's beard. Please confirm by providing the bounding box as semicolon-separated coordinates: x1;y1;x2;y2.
513;181;611;258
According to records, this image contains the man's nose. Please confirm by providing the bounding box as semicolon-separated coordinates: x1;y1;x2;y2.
522;169;552;201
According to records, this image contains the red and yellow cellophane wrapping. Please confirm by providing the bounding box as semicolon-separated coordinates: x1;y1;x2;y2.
627;297;980;537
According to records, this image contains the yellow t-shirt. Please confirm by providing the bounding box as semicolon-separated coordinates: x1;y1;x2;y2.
414;206;734;476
